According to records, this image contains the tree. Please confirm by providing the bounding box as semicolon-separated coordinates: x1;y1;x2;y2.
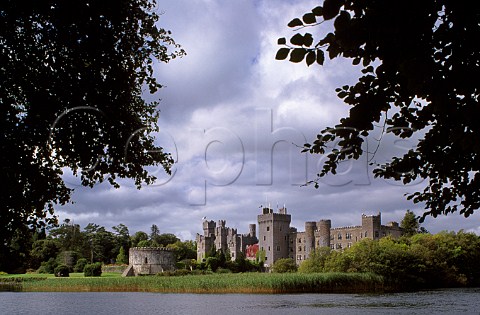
84;223;116;263
401;210;420;237
271;258;298;273
0;0;184;272
30;239;60;269
112;224;131;256
116;246;128;265
150;224;161;245
131;231;149;248
166;240;197;262
156;233;180;247
277;0;480;221
298;247;331;273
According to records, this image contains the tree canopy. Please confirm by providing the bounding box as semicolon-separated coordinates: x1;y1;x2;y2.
0;0;184;269
277;0;480;221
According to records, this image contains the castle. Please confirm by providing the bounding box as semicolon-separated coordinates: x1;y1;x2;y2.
122;247;176;276
197;207;403;267
196;220;258;262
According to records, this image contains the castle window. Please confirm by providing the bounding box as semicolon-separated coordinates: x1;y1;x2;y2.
346;233;352;240
267;226;270;231
337;233;342;240
284;236;287;241
365;231;368;237
375;231;379;238
144;257;148;264
298;246;302;251
336;243;342;249
298;238;302;243
297;255;302;260
330;244;335;250
268;246;271;251
348;242;352;248
263;236;266;241
276;246;280;251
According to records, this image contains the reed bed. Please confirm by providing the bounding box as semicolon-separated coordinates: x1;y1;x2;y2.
7;272;385;293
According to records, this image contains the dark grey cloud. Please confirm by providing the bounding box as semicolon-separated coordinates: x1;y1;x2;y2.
57;0;480;239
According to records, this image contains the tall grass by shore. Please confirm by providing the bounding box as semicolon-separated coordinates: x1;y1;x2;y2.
1;272;384;293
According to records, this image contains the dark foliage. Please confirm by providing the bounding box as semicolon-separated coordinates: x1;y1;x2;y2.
0;0;184;272
277;0;480;221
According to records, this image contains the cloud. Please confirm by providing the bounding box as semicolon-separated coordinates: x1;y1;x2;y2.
56;0;479;239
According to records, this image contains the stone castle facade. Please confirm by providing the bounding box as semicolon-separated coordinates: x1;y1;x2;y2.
197;207;403;267
196;220;258;262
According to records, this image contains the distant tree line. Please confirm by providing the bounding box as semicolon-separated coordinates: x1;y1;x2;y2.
275;230;480;289
3;221;196;274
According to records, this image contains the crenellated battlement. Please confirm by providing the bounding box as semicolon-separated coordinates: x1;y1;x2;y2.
129;247;173;251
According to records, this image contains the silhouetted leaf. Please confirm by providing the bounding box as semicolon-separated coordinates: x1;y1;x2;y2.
316;50;325;65
289;48;307;63
290;33;304;46
312;6;323;16
302;13;316;24
323;0;343;20
275;48;290;60
277;37;286;45
306;51;316;66
303;33;314;47
288;18;303;28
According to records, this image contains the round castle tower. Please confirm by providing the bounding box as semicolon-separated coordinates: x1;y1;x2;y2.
123;247;175;276
304;221;317;254
317;219;331;248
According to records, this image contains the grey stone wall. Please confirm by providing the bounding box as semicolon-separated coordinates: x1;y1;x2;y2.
126;247;175;276
257;207;291;267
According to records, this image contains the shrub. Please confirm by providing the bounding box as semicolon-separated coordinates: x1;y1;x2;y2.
74;258;88;273
54;265;70;277
37;258;57;274
272;258;298;273
206;257;219;272
174;269;191;276
84;262;102;277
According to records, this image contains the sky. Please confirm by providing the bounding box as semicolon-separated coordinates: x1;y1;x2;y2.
57;0;480;240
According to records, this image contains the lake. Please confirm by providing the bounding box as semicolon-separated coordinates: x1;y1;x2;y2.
1;288;479;314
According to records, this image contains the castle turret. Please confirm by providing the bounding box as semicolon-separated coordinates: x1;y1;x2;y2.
203;220;216;237
362;212;381;239
317;219;331;248
249;224;256;238
304;221;316;256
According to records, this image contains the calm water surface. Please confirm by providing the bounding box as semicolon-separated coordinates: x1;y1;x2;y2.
1;288;479;315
